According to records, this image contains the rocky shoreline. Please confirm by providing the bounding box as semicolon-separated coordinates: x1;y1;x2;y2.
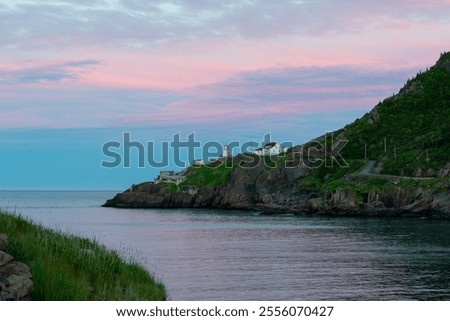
103;176;450;220
103;189;450;219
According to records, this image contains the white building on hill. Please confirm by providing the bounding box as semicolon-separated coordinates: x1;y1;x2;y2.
154;170;186;184
223;144;230;158
192;159;205;166
253;142;284;156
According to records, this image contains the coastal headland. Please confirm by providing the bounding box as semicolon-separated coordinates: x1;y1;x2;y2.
104;53;450;219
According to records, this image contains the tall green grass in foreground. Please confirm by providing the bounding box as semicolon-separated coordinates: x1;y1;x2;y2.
0;211;166;300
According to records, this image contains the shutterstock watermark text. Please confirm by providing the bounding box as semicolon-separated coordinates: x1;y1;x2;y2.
101;132;348;169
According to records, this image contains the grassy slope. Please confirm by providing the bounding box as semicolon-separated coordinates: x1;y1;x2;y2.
181;165;234;188
300;52;450;193
0;211;166;300
340;52;450;175
155;166;235;193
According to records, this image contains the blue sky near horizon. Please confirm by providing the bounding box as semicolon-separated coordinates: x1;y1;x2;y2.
1;0;450;190
0;109;364;190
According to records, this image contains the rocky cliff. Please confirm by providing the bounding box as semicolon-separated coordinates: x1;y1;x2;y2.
104;165;450;219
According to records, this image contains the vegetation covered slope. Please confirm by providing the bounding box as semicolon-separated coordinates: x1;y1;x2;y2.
298;52;450;193
0;211;167;300
339;52;450;176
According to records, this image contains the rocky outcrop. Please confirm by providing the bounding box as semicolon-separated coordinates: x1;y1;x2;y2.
104;154;314;212
0;234;33;301
104;165;450;219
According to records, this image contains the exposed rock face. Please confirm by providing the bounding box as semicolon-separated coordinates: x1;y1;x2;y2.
0;234;33;301
103;164;450;219
105;154;313;212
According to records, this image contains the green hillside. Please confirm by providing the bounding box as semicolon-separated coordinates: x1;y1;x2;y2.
294;52;450;196
339;52;450;176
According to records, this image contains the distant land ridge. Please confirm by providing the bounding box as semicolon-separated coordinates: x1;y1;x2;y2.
104;53;450;218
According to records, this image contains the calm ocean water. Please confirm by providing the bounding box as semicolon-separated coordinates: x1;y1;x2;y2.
1;190;449;300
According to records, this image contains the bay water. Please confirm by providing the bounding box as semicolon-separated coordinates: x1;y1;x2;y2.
1;191;449;300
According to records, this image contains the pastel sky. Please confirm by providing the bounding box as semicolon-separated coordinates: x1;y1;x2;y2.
1;0;449;189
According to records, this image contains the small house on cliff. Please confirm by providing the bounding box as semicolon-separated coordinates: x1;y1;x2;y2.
253;142;284;156
154;171;186;185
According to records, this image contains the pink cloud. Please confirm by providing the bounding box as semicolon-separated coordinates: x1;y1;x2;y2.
0;59;421;129
1;1;449;131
